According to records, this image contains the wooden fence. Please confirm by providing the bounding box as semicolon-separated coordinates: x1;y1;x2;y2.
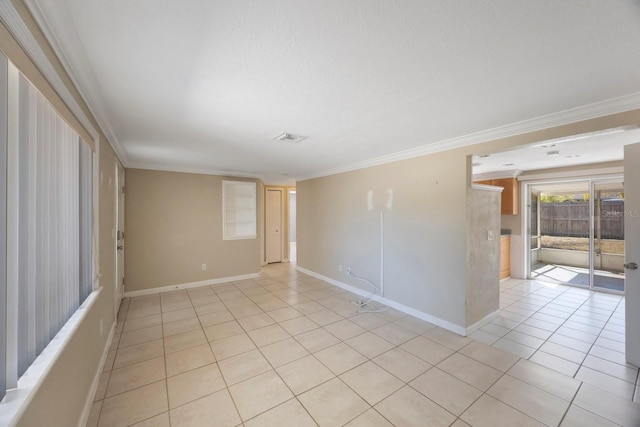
536;201;624;239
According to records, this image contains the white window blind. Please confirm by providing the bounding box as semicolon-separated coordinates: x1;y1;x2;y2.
1;60;93;398
0;51;8;403
222;180;257;240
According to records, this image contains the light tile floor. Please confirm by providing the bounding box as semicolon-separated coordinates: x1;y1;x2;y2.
88;264;640;426
471;278;640;405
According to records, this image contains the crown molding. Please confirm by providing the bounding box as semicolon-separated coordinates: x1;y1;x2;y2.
8;0;640;181
517;166;624;182
0;0;100;143
126;161;299;186
23;0;128;164
125;162;266;181
472;170;522;181
296;92;640;182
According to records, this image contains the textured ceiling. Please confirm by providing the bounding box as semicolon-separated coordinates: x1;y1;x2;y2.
26;0;640;183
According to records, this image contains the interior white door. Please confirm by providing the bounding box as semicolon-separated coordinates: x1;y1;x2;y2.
266;189;282;263
115;164;125;317
625;142;640;366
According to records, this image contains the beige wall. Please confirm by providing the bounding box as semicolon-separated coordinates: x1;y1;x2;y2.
298;109;640;331
124;169;261;292
298;148;470;327
466;186;501;325
2;4;121;426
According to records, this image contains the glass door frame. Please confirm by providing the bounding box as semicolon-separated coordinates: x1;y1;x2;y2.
523;175;625;295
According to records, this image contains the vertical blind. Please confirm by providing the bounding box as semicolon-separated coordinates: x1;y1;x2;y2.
1;56;93;399
0;51;8;403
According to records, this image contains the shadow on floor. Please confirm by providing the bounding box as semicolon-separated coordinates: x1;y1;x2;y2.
531;262;624;292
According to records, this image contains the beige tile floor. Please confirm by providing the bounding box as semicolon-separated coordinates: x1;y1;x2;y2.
88;263;640;426
471;277;640;406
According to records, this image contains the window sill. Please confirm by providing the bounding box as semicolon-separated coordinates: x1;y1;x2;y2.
0;287;103;427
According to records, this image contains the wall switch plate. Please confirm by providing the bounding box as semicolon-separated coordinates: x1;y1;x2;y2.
488;230;494;241
202;264;207;271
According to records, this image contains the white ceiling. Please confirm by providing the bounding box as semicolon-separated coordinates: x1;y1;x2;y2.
25;0;640;184
472;126;640;177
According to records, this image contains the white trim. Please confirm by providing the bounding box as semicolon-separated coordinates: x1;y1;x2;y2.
123;273;260;298
92;137;100;291
223;180;258;241
517;166;624;182
295;266;467;336
473;171;521;181
5;60;19;390
10;0;640;183
114;163;125;320
465;310;501;336
0;1;99;144
297;92;640;182
126;162;265;181
77;321;115;427
265;187;285;264
21;0;121;160
0;288;103;427
471;184;504;193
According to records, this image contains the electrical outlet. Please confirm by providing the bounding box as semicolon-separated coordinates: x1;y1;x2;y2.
487;230;494;241
202;263;207;271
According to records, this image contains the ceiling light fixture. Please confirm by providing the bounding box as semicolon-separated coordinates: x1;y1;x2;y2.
273;132;306;143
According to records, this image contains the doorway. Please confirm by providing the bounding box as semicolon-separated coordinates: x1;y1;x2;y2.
289;190;296;264
526;178;625;293
265;188;283;263
115;164;125;318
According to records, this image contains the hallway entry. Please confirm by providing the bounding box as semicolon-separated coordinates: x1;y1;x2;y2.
266;188;283;263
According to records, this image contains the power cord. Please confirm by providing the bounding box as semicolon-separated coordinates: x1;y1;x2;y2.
347;270;388;313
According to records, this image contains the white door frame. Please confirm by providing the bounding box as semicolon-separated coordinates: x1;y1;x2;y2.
288;189;296;261
624;142;640;366
265;188;284;263
114;163;125;319
522;175;625;294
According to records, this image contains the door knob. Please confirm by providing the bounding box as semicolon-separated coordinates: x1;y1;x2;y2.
624;262;638;270
117;245;124;250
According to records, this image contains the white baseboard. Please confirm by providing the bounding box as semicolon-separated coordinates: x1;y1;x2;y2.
123;273;260;298
77;321;115;427
465;310;500;336
296;266;468;336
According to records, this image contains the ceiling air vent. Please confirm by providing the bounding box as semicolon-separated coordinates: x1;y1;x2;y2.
273;132;305;143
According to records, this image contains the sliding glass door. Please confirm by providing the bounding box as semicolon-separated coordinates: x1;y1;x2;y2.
526;178;625;293
592;180;625;292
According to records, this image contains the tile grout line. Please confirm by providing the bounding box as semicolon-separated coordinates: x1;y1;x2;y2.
499;279;636;403
98;268;636;426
